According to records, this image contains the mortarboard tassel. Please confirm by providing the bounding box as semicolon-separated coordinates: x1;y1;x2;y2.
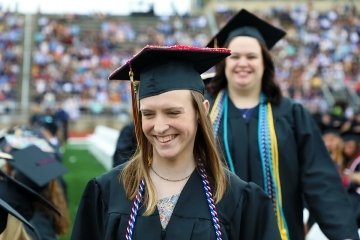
129;69;142;147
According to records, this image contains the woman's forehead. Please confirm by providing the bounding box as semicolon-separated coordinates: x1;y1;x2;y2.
139;90;192;109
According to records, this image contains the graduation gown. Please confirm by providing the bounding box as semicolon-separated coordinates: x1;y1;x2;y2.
112;124;137;168
29;211;57;240
71;165;280;240
215;96;359;240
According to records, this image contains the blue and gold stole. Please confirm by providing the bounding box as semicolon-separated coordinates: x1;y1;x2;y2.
210;89;290;240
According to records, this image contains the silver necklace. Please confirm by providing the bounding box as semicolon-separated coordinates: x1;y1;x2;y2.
150;167;192;182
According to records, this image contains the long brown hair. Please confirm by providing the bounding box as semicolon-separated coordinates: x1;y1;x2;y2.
36;180;70;235
121;90;228;215
207;40;282;105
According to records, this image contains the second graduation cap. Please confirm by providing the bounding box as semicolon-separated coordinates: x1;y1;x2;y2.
108;45;231;99
8;145;67;190
0;169;61;238
206;9;286;49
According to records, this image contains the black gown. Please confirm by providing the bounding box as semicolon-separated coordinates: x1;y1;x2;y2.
215;96;359;240
112;123;137;168
71;165;281;240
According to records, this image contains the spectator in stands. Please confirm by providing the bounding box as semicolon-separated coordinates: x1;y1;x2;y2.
206;9;359;240
54;103;70;144
0;9;23;112
72;45;281;239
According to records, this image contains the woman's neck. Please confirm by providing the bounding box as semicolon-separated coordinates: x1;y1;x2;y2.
227;86;260;109
150;155;196;199
151;154;196;180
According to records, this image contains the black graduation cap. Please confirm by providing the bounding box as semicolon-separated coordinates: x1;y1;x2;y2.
108;45;231;100
7;145;67;190
206;9;286;49
322;128;341;136
0;168;60;238
341;132;360;143
0;169;61;219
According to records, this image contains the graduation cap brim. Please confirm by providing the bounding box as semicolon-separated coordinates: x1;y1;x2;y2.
0;170;61;216
108;45;230;81
206;9;286;49
8;145;67;189
0;198;35;233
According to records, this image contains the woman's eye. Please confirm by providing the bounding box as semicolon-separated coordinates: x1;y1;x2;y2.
142;112;154;117
168;112;180;116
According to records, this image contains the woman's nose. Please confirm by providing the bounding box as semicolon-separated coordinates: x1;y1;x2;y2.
236;57;247;66
153;119;169;134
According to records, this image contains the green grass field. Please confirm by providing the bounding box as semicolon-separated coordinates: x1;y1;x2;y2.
59;144;107;240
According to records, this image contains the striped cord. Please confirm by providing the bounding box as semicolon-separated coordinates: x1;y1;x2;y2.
258;94;289;240
198;162;222;240
210;90;235;172
125;168;223;239
126;179;145;240
210;89;225;136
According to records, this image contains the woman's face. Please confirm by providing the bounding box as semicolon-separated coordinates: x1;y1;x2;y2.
343;140;358;159
225;36;264;93
140;90;199;161
323;133;342;153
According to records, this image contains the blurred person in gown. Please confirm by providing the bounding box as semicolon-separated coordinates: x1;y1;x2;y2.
205;9;359;240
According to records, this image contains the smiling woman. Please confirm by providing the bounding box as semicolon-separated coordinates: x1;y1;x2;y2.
206;9;359;240
71;45;281;240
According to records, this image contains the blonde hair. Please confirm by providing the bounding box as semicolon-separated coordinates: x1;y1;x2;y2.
121;90;228;215
323;132;344;169
0;214;32;240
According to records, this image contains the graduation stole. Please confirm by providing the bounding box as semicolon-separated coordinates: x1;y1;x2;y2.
210;89;290;240
125;163;222;240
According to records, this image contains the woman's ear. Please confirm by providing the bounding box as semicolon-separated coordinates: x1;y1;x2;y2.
202;99;210;114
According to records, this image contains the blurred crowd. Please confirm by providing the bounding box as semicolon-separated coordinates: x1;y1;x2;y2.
0;9;23;114
0;3;358;120
0;2;359;239
30;13;209;119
